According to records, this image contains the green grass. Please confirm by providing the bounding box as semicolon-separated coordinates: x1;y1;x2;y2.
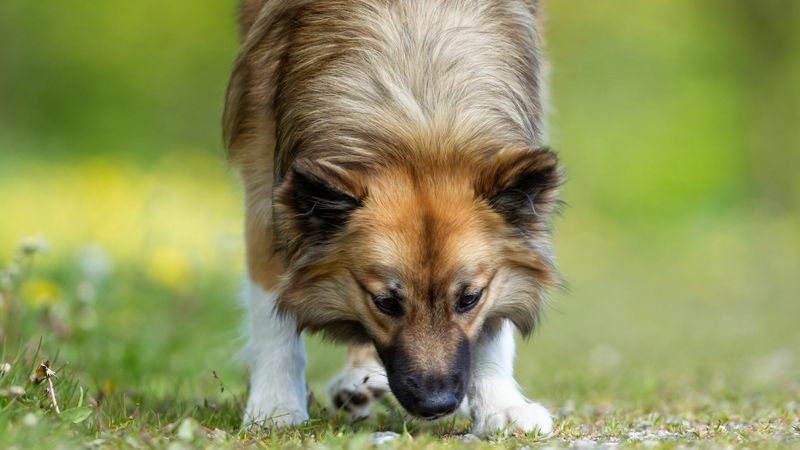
1;157;798;449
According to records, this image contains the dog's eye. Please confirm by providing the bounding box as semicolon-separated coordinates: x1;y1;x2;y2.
371;294;403;317
455;289;483;314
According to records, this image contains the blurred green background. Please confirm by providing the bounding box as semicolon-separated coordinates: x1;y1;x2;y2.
1;0;798;422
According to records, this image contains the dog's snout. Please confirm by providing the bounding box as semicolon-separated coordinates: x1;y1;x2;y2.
418;393;460;417
379;336;471;419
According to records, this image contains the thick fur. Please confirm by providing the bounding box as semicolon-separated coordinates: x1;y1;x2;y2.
226;0;561;435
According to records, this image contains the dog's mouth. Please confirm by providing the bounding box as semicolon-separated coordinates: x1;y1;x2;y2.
417;411;452;421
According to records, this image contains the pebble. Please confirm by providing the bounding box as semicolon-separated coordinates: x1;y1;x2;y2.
572;438;598;449
461;433;481;443
22;413;39;427
369;431;400;445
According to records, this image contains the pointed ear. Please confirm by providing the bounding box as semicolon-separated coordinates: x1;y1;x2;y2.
479;147;563;233
275;159;364;250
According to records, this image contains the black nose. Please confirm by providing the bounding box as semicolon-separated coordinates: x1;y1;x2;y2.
398;374;463;418
378;338;472;420
415;389;460;417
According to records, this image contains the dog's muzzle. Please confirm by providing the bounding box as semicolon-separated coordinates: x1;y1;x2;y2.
379;339;470;419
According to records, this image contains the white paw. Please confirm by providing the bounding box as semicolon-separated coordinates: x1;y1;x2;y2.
472;401;553;437
327;364;389;418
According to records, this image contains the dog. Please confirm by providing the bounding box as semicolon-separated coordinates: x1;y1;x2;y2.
223;0;562;436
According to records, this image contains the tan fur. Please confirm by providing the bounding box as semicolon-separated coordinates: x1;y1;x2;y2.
225;0;559;391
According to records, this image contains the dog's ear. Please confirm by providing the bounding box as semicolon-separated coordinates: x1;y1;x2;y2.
478;147;563;234
223;2;294;160
478;147;563;338
275;159;364;250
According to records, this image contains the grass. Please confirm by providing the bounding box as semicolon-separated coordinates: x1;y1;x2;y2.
1;154;799;449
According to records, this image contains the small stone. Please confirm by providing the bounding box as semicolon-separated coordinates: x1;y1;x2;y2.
209;428;228;441
22;413;39;427
176;418;200;442
572;438;598;449
10;386;25;396
461;433;481;443
369;431;400;445
0;387;25;398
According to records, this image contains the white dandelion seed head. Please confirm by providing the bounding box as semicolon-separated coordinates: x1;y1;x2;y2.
19;235;49;255
77;244;113;280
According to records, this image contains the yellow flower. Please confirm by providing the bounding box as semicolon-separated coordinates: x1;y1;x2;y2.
147;247;191;289
22;279;61;307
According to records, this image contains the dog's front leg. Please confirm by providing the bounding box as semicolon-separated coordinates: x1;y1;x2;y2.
242;280;308;428
468;320;553;437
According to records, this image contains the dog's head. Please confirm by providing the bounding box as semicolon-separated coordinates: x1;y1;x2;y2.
273;146;562;418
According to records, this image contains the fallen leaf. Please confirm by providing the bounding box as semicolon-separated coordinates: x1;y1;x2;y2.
61;407;94;424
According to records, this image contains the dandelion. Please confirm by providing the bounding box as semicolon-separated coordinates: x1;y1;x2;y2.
77;244;113;281
21;279;61;307
0;262;20;291
18;235;49;256
6;261;21;277
148;246;191;289
76;281;97;303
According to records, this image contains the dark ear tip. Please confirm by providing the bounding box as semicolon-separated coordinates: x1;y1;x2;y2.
505;146;563;186
532;147;565;187
532;146;560;168
515;321;535;339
